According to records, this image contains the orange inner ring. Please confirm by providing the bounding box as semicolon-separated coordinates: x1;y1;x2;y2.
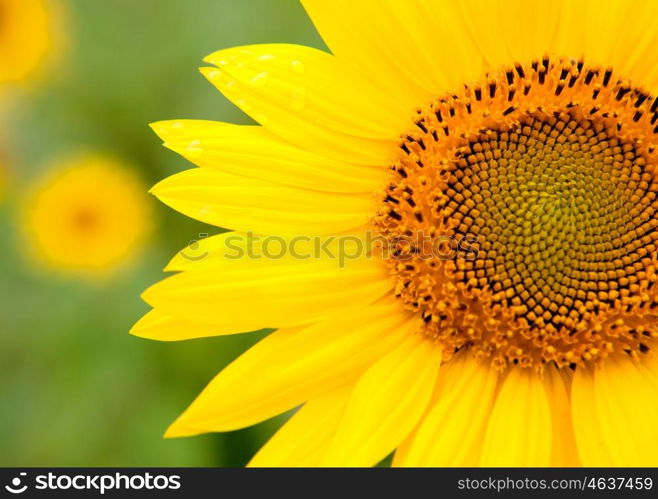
375;57;658;372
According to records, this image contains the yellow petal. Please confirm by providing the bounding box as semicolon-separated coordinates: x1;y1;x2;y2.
201;44;402;165
165;300;414;436
544;366;580;466
459;0;562;70
323;334;441;467
640;347;658;378
571;366;615;466
394;351;498;467
302;0;425;104
142;255;391;333
150;167;374;236
480;368;552;466
130;309;230;342
163;232;235;272
204;44;406;139
593;355;658;466
164;231;372;273
552;0;658;90
607;1;658;87
150;120;385;194
249;385;353;467
302;0;483;101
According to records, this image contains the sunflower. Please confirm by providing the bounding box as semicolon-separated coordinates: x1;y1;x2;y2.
134;0;658;466
0;0;52;83
23;154;152;276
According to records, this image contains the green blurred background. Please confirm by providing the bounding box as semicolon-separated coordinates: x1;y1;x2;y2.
0;0;326;466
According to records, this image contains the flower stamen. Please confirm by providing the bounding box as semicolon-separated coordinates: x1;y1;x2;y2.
375;57;658;372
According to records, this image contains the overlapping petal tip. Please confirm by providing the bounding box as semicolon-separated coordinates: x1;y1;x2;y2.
141;255;392;335
201;44;407;138
248;385;353;467
196;44;409;165
149;167;375;236
130;309;234;342
163;232;234;273
149;119;386;194
164;300;415;437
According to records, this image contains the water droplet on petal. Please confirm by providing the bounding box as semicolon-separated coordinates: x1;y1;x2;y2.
208;70;235;88
257;54;275;61
254;113;269;125
290;87;307;110
249;72;268;88
207;70;236;90
186;140;203;159
236;99;253;113
166;122;185;137
290;60;305;74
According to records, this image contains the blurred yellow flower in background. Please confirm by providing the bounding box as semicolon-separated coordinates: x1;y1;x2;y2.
0;0;52;83
22;155;152;277
2;0;363;469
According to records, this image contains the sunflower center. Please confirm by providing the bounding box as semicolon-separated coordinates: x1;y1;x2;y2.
375;57;658;372
72;208;99;232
